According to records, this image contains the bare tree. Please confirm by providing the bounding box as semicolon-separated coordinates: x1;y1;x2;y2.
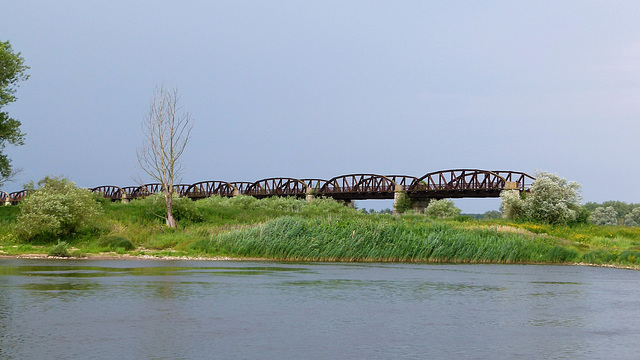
137;85;192;228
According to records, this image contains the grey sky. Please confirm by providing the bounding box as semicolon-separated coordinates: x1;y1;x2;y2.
2;1;639;212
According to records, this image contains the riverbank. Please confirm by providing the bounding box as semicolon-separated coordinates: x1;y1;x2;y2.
2;196;640;268
3;254;640;272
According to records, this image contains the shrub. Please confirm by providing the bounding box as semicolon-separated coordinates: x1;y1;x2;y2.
16;176;103;241
302;197;355;215
393;192;412;214
97;235;135;250
48;240;70;257
226;195;259;209
500;171;583;225
424;199;461;219
500;190;525;220
136;193;202;223
255;196;302;212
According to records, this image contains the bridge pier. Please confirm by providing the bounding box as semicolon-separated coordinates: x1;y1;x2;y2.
393;186;407;214
121;194;129;204
410;198;431;213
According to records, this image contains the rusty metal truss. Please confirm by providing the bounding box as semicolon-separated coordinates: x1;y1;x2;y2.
245;178;308;198
8;190;30;204
90;186;124;201
185;181;237;199
321;174;397;200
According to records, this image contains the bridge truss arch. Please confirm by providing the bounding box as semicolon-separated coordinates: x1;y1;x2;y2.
90;186;125;201
185;181;238;199
301;179;329;194
385;175;421;191
408;169;508;198
320;174;398;200
245;178;309;198
9;190;30;204
229;182;253;195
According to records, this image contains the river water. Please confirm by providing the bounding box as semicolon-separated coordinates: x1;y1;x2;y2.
0;259;639;359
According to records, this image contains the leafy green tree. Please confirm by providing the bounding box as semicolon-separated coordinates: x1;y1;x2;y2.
0;41;29;187
584;201;639;224
584;200;630;216
482;210;502;220
500;171;583;225
588;206;618;226
16;176;103;241
424;199;461;218
624;208;640;227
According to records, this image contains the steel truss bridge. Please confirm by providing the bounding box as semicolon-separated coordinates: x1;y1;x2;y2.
1;169;534;206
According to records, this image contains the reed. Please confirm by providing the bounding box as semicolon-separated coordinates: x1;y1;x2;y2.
190;216;579;263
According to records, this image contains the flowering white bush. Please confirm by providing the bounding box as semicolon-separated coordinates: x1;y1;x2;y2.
500;190;524;220
500;171;582;225
16;176;102;241
588;206;618;226
424;199;461;218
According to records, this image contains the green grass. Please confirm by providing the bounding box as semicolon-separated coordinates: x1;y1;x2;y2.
1;196;640;268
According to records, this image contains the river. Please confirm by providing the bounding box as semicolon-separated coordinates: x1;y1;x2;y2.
0;259;639;359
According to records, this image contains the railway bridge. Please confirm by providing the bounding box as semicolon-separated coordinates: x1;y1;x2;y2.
2;169;534;212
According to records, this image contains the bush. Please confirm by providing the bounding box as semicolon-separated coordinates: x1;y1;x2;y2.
255;196;302;212
302;197;355;215
97;235;135;250
16;176;103;241
48;240;70;257
424;199;461;219
500;171;583;225
136;193;202;223
393;192;412;214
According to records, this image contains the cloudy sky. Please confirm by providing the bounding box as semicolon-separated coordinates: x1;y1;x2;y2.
2;1;639;212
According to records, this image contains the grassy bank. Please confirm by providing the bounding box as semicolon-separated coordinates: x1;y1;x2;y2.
1;196;640;267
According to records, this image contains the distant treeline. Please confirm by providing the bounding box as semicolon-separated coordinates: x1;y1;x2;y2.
584;201;640;226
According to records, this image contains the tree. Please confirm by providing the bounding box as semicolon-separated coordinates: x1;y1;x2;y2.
588;206;618;226
137;85;192;228
424;199;461;218
500;171;583;225
16;176;103;241
0;40;29;187
482;210;502;220
624;208;640;227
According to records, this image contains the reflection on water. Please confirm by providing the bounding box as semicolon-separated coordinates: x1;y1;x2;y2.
1;259;639;359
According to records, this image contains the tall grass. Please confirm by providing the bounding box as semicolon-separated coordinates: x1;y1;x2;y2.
190;216;579;263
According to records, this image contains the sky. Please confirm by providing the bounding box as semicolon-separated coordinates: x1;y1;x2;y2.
2;1;639;213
